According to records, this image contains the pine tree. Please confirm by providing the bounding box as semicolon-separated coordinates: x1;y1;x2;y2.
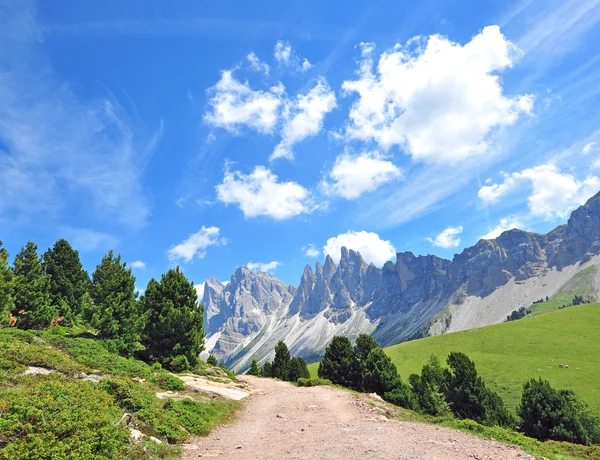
318;335;355;387
247;359;261;376
42;239;91;325
140;267;205;370
287;357;310;382
207;355;218;366
361;347;400;396
90;251;144;356
11;241;56;329
0;242;15;324
261;362;272;378
271;340;291;380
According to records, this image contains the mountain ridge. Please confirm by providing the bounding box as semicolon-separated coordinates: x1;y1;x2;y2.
202;191;600;371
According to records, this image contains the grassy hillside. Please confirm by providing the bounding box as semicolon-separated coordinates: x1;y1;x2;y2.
309;303;600;414
0;327;239;459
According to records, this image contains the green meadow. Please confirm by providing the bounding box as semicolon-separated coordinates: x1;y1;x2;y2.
309;303;600;414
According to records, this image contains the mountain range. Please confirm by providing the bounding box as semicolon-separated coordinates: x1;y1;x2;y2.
201;192;600;371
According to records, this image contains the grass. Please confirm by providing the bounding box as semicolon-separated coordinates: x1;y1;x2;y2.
381;303;600;414
0;327;239;459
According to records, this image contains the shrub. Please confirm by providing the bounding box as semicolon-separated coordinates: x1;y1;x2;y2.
149;373;186;391
207;355;218;366
518;378;600;445
383;381;419;411
169;355;190;372
297;377;331;387
0;376;130;459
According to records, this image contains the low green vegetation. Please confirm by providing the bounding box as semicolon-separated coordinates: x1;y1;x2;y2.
0;328;238;459
0;237;236;458
297;377;331;387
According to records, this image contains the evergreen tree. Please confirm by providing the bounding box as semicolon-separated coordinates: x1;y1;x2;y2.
271;340;291;380
318;335;355;387
42;239;91;325
90;251;144;356
247;359;261;376
444;352;512;426
287;357;310;382
261;362;273;378
11;242;56;329
140;267;205;370
409;355;450;417
518;378;600;445
207;355;218;366
361;347;400;396
0;242;15;324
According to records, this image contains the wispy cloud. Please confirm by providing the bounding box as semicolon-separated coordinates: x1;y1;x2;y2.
0;1;160;229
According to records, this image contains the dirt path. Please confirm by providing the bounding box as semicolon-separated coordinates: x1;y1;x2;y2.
183;376;532;460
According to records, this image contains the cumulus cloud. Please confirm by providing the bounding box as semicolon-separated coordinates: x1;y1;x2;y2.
323;231;396;266
246;52;270;76
583;142;596;154
478;163;600;219
342;26;533;164
480;216;524;240
272;78;336;160
247;261;280;273
203;70;282;134
216;165;313;220
302;244;320;258
320;151;402;199
274;40;312;72
168;226;224;262
426;226;463;248
195;282;205;300
130;260;146;269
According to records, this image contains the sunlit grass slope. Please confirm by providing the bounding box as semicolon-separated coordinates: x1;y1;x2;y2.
309;304;600;414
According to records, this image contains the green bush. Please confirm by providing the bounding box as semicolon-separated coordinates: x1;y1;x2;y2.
518;378;600;445
207;355;218;366
0;376;130;459
169;355;190;372
383;381;419;411
149;373;186;391
297;377;331;387
247;359;261;376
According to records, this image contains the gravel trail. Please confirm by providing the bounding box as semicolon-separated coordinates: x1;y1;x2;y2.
183;376;533;460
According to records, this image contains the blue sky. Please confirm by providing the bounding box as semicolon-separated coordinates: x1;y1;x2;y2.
2;0;600;292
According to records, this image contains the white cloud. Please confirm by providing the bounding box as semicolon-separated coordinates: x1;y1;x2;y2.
593;158;600;169
203;70;282;134
247;261;280;273
426;226;463;248
342;26;533;164
480;216;524;240
302;244;320;258
135;287;145;296
216;165;313;220
323;231;396;266
130;260;146;269
246;52;270;76
479;163;600;219
168;226;224;263
195;282;205;300
271;78;336;160
583;142;596;154
320;151;402;199
274;40;311;72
